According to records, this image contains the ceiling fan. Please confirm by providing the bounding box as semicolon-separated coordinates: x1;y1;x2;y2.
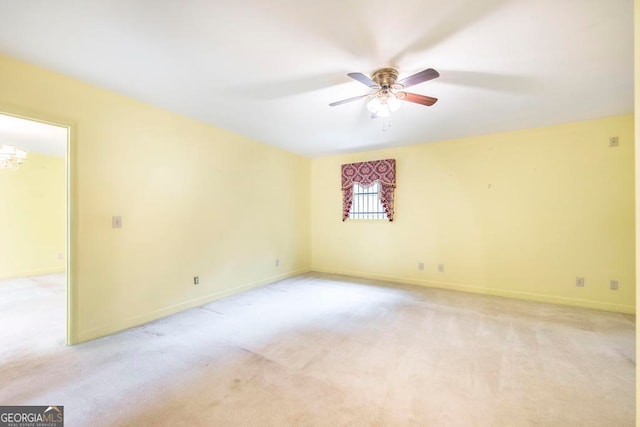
329;67;439;118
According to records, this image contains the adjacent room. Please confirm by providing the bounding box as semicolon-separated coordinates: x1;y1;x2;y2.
0;114;67;354
0;1;636;426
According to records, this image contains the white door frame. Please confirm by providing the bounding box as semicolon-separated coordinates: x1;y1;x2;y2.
0;107;75;345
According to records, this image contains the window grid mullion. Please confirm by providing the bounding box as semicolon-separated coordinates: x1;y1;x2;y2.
349;182;386;220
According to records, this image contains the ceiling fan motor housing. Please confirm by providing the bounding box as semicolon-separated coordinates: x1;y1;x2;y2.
372;68;399;88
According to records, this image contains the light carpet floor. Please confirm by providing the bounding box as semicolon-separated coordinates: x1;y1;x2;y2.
0;273;635;426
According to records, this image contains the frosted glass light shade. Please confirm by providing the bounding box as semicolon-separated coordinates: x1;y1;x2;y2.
367;97;381;113
376;104;390;117
388;96;401;112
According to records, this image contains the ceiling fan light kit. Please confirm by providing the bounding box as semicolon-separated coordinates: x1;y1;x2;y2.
330;67;440;118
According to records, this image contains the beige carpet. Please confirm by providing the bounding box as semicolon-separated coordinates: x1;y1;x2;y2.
0;273;635;426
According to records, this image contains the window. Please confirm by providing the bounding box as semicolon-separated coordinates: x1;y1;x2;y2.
349;181;387;220
341;159;396;222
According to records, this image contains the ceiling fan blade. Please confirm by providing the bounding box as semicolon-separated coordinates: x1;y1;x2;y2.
329;94;369;106
401;92;438;106
397;68;440;88
347;72;377;87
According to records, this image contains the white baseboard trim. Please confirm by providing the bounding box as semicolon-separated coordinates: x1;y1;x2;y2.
310;266;635;315
74;267;311;344
0;268;65;280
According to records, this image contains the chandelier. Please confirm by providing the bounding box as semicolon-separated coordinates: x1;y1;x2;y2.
0;144;27;170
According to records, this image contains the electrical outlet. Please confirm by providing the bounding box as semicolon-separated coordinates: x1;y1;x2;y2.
576;277;584;287
438;264;444;273
418;262;424;271
193;276;199;285
609;136;619;147
112;216;122;228
610;280;618;290
275;259;280;267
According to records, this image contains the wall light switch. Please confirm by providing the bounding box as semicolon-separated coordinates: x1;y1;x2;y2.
438;264;444;273
112;216;122;228
576;277;584;287
610;280;618;290
418;262;424;271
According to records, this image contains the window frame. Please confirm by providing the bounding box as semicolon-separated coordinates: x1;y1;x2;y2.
348;181;388;220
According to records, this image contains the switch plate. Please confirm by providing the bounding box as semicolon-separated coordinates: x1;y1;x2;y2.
275;259;280;267
576;277;584;287
610;280;618;290
112;216;122;228
609;136;619;147
438;264;444;272
418;262;424;271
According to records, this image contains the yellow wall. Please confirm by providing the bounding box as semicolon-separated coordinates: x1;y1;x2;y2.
634;0;639;421
311;115;635;313
0;54;311;343
0;152;65;278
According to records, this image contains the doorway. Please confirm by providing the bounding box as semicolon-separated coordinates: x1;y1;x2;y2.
0;112;71;351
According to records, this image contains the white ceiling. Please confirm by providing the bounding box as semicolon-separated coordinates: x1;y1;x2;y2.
0;0;633;158
0;114;67;158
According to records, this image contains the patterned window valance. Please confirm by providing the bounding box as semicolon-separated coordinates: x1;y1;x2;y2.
341;159;396;221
